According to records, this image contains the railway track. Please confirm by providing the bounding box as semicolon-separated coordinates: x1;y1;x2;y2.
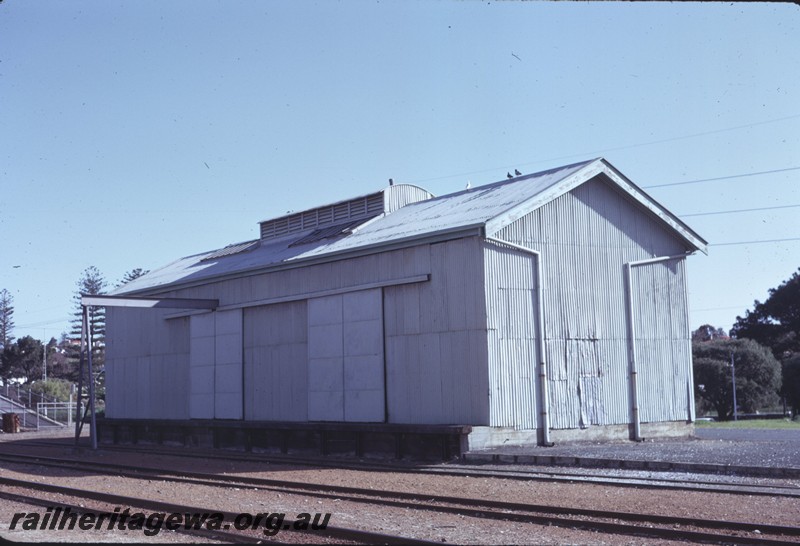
9;438;799;499
0;450;798;545
0;474;434;545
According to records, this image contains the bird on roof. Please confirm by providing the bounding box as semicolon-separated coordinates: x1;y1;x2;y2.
465;181;471;190
506;172;513;179
515;169;522;176
389;178;394;186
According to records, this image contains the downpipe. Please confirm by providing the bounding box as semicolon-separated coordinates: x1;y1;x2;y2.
486;236;554;447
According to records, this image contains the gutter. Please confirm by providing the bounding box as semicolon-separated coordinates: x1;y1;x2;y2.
485;236;553;447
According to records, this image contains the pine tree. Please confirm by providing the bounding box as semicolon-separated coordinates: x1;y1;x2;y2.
0;288;14;351
68;267;108;380
116;268;150;288
0;289;14;386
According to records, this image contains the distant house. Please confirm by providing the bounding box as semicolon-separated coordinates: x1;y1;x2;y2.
103;158;706;450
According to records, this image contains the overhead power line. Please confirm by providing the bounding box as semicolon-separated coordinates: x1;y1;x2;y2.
408;112;800;185
644;166;800;189
709;237;800;247
680;203;800;217
692;305;751;312
15;318;68;329
569;113;800;162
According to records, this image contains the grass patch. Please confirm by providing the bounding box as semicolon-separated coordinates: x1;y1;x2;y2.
695;418;800;429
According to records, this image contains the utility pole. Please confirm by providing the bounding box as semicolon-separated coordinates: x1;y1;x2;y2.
731;352;738;421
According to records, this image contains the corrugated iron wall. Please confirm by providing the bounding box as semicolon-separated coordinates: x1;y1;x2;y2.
383;237;490;425
492;175;690;430
483;243;540;429
632;259;692;423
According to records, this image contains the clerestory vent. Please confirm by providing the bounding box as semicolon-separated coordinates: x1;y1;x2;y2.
260;192;384;240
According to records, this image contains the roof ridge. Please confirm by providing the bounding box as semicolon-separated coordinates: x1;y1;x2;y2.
401;158;600;207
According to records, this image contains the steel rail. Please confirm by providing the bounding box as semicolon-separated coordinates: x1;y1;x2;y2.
0;452;798;545
101;441;800;489
0;475;439;545
11;439;798;498
428;464;800;496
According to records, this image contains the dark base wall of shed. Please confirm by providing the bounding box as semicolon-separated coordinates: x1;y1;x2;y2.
95;419;472;461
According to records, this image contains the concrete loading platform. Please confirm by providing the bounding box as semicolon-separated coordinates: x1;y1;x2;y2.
465;427;800;479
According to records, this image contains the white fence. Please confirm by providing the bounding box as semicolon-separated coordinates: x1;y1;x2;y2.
36;401;76;429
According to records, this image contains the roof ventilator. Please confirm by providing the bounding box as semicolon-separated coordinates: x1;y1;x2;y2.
289;217;376;247
200;240;260;262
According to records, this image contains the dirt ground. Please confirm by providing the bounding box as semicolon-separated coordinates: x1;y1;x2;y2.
1;430;798;544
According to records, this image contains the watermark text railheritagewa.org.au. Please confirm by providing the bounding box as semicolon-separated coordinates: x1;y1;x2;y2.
8;506;332;537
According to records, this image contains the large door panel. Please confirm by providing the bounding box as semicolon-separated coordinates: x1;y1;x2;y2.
308;289;385;422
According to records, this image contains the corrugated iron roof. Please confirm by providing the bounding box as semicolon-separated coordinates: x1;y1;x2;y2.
113;158;706;295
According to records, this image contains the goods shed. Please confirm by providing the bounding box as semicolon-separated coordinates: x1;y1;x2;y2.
99;158;707;456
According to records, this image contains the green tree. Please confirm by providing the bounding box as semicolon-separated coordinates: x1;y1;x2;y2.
116;268;149;288
692;324;727;343
2;336;44;384
0;288;14;350
29;378;74;402
782;355;800;418
0;289;16;386
0;346;11;384
44;335;73;380
731;267;800;359
693;338;781;420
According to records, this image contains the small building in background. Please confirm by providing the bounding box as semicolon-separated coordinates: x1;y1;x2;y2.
101;158;706;455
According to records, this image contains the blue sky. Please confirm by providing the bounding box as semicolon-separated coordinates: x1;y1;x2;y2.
1;1;799;342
